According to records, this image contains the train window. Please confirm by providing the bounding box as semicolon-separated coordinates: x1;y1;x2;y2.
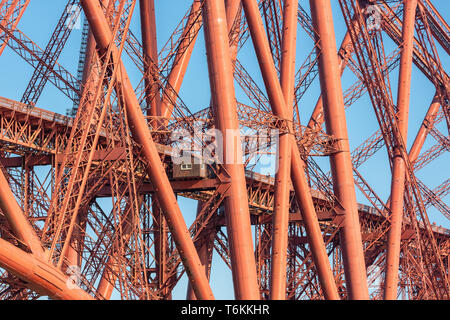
181;164;193;171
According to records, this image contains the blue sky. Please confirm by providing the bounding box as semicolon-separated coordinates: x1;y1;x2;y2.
0;0;448;300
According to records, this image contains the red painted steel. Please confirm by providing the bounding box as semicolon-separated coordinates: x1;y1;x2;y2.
409;92;442;162
0;164;44;257
0;238;93;300
140;0;160;117
80;0;214;300
269;0;296;300
242;0;339;300
0;0;448;301
309;0;368;299
203;0;260;300
160;0;202;118
0;0;30;57
384;0;419;300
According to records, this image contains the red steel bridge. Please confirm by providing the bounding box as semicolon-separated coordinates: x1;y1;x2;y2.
0;0;448;300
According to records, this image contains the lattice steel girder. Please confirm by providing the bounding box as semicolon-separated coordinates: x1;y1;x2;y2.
161;0;202;119
351;93;445;173
379;1;449;91
140;0;160;118
419;0;450;56
0;25;81;102
0;151;91;300
0;159;44;257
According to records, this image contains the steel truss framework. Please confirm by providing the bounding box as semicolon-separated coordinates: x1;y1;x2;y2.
0;0;448;300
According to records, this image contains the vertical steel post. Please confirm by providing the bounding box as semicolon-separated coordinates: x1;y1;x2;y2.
160;0;202;118
242;0;339;300
0;165;44;257
187;0;242;300
409;92;441;162
309;0;369;299
307;29;355;131
270;0;296;300
80;0;214;300
186;202;214;300
140;0;160;117
384;0;418;300
202;0;260;300
152;199;169;297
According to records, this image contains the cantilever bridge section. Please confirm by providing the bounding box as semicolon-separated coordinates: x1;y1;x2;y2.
0;0;448;300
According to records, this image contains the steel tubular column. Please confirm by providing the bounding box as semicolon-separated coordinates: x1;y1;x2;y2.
80;0;214;300
270;0;296;300
64;28;99;268
187;0;242;300
384;0;418;300
202;0;260;300
160;0;202;118
0;238;93;300
139;0;160;117
409;92;441;162
64;212;86;269
225;0;241;61
309;0;368;299
307;29;354;131
0;165;44;257
242;0;339;300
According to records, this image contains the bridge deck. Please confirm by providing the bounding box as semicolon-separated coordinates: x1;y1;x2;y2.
0;96;449;238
